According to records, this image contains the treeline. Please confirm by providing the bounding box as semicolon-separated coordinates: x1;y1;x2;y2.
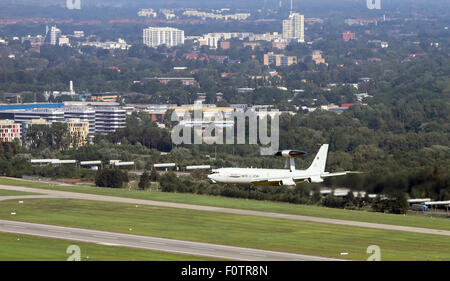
0;141;97;179
158;171;410;214
326;167;450;201
0;141;31;178
25;122;73;151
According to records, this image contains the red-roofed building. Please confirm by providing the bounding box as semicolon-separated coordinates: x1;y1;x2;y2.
183;52;199;60
108;66;120;72
221;73;234;78
409;53;426;58
342;31;356;41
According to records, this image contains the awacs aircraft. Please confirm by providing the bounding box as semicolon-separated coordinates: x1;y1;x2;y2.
207;144;358;186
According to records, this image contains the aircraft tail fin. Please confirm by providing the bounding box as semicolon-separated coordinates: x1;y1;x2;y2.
306;144;329;174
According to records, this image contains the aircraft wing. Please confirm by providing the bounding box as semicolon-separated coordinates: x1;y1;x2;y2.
250;172;362;186
292;171;362;183
320;171;363;178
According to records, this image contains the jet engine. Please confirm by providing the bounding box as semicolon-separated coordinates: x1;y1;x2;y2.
307;176;324;183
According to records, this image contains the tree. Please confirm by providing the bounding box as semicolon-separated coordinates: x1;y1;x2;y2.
310;189;322;204
138;171;151;190
343;189;353;205
322;192;345;208
159;171;178;192
95;169;129;188
387;191;409;214
149;166;160;182
25;122;71;151
371;195;387;213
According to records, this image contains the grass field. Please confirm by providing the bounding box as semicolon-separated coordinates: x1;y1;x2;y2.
1;177;448;231
0;198;449;261
0;189;41;196
0;232;218;261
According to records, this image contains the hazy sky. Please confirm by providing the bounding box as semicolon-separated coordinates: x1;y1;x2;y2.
0;0;448;17
3;0;448;8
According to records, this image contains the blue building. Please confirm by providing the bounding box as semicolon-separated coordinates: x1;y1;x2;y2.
237;88;255;94
0;103;64;111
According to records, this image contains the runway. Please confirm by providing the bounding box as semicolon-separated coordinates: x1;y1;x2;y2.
0;184;449;237
0;219;341;261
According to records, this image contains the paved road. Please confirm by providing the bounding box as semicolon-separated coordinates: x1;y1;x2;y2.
0;220;341;261
1;184;449;237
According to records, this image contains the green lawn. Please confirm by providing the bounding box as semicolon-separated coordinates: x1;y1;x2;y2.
0;177;448;231
0;198;449;261
0;232;218;261
0;189;39;196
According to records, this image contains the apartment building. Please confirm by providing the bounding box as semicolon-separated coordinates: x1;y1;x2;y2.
263;52;298;67
0;120;21;142
143;27;184;48
67;118;89;148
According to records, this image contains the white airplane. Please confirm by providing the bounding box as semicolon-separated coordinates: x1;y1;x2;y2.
207;144;358;186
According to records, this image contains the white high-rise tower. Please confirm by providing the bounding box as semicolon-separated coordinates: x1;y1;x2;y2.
282;12;304;42
69;81;74;94
49;26;61;45
143;27;185;48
